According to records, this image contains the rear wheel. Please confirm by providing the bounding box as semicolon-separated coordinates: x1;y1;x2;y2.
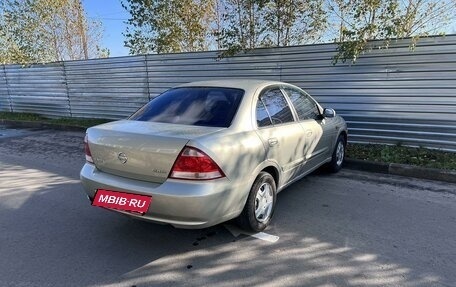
237;171;276;232
327;135;345;173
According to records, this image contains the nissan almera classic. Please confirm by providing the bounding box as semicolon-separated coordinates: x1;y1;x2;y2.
80;79;347;232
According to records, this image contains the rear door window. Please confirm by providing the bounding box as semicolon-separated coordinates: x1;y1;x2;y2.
130;87;244;127
256;88;295;127
256;99;272;127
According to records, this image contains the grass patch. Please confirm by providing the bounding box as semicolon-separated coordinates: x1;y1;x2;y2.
47;117;112;128
0;112;44;121
347;143;456;171
0;112;111;128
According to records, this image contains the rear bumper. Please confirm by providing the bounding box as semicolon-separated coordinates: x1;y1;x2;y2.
80;163;249;228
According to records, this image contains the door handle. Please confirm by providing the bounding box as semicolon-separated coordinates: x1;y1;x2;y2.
268;138;279;147
305;130;313;137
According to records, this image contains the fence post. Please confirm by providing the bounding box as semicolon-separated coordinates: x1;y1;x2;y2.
2;65;13;112
62;61;72;118
144;55;151;101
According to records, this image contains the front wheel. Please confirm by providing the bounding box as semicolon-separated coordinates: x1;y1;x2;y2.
237;172;276;232
326;135;345;173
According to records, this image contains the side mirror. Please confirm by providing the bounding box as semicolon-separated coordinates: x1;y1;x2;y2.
323;108;336;118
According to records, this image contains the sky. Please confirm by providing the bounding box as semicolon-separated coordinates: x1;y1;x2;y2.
82;0;130;57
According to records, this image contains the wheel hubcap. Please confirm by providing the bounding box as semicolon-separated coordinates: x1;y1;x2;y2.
255;182;273;223
336;141;344;166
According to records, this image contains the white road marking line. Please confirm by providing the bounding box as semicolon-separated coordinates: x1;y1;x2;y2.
224;224;280;243
251;232;279;242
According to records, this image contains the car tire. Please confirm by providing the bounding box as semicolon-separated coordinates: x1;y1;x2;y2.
327;135;345;173
237;171;277;232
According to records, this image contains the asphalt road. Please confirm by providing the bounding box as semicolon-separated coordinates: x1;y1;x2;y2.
1;126;455;287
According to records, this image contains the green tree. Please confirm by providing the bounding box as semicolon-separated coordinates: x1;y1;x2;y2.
217;0;267;56
262;0;326;47
217;0;327;56
120;0;455;60
0;0;49;64
0;0;107;64
122;0;215;54
328;0;456;63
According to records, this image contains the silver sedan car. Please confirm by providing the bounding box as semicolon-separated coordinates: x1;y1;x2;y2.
80;79;347;231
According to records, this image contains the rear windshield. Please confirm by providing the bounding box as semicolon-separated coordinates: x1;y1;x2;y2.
129;87;244;127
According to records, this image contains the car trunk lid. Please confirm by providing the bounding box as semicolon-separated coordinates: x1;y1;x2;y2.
87;120;222;183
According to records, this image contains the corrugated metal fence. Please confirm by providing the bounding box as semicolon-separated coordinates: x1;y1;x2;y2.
1;35;455;151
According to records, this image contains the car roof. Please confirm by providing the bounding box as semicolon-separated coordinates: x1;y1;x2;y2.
176;79;287;92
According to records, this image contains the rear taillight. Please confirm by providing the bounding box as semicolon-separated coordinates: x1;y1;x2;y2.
170;147;225;180
84;134;94;163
